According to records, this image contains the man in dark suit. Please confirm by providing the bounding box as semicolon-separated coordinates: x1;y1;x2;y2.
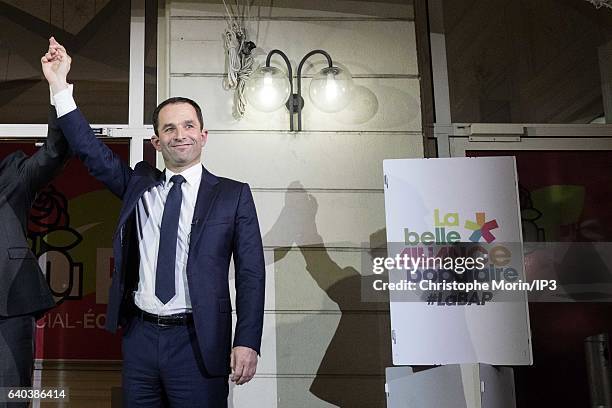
0;40;70;406
42;41;265;407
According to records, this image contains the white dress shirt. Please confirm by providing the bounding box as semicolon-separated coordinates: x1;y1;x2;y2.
133;165;201;314
54;86;200;315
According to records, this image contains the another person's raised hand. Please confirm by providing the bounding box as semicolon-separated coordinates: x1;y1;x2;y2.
41;37;71;94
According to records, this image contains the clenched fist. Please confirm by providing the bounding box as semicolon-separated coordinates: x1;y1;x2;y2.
41;37;71;94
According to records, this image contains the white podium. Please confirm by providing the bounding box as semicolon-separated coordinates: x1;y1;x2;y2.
385;364;516;408
382;157;531;408
383;157;532;365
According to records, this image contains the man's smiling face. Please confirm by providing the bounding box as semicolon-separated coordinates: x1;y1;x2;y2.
152;102;208;172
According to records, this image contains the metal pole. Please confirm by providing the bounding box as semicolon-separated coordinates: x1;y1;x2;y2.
585;333;612;408
296;50;333;131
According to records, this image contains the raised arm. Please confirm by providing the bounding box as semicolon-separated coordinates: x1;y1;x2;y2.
18;104;70;196
41;37;132;198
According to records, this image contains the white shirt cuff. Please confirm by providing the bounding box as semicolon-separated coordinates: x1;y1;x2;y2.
52;84;76;117
49;84;73;106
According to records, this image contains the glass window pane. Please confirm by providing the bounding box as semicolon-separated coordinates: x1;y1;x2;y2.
0;0;130;124
144;0;158;125
443;0;612;123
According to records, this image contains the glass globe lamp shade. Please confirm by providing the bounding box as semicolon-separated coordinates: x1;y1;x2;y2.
245;66;291;112
309;66;353;113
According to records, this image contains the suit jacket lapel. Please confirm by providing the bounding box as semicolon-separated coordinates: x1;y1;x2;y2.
117;168;164;228
189;165;220;251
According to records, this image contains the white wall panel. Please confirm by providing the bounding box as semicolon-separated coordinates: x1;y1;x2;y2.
171;0;414;20
228;377;278;408
278;375;387;407
271;248;389;312
170;36;226;74
252;190;385;247
171;20;417;76
171;76;421;132
227;305;389;405
229;249;388;311
231;312;389;375
274;312;391;375
230;376;388;408
202;131;422;190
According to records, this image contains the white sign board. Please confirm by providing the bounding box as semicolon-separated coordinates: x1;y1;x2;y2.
383;157;532;365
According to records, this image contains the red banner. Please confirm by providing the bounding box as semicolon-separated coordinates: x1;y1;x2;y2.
0;138;129;360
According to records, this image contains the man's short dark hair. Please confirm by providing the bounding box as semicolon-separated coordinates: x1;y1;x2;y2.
152;97;204;136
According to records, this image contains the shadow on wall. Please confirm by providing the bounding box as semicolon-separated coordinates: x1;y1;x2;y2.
303;74;420;131
265;181;392;407
335;84;379;125
303;61;381;126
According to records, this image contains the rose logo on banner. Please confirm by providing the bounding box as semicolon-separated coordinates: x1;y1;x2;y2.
27;184;83;303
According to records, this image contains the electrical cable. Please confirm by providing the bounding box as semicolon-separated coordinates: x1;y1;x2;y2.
585;0;612;8
221;0;256;118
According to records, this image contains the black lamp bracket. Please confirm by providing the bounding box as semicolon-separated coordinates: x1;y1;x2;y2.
265;49;334;131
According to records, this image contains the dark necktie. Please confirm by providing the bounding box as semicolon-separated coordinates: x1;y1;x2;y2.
155;174;186;304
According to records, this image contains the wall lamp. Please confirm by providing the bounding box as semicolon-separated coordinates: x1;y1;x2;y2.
245;49;353;131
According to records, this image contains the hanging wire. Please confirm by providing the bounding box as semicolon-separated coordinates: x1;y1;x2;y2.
221;0;235;27
221;0;256;118
585;0;612;8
